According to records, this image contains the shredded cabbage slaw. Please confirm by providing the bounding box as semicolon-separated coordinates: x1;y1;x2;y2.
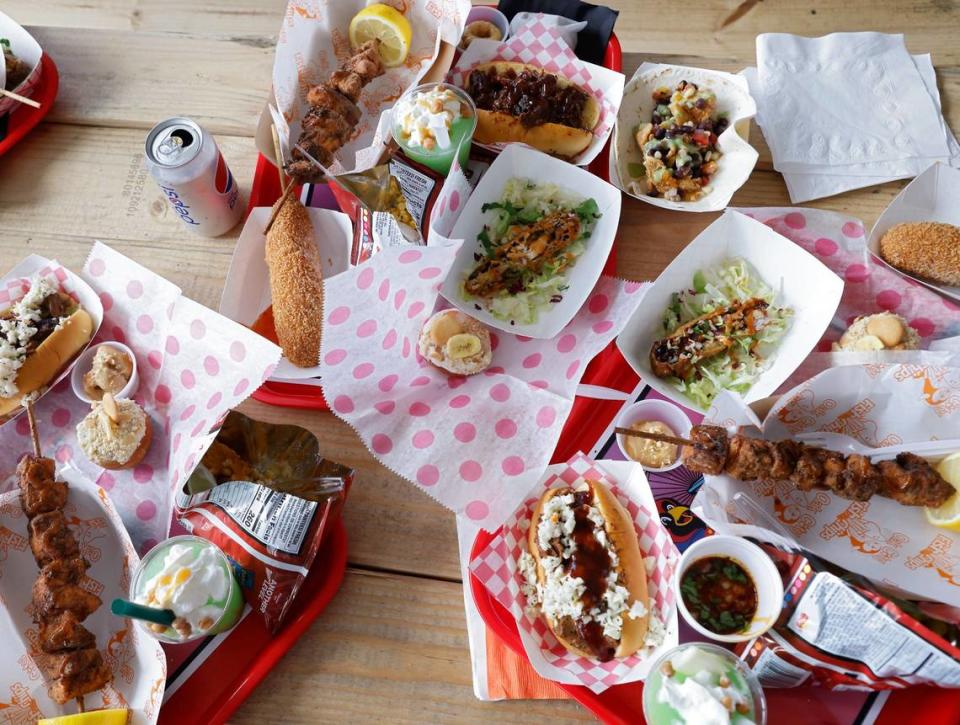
660;258;793;408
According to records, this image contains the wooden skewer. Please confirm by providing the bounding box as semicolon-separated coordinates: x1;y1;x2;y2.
77;695;85;713
0;87;41;109
614;426;694;448
270;123;288;195
25;399;41;457
263;184;296;234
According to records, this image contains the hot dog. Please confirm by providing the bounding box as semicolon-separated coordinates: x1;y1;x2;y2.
520;479;649;661
466;61;600;158
0;276;94;419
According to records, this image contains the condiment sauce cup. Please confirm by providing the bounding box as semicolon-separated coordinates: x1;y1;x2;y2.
675;535;784;643
614;398;693;472
70;341;139;405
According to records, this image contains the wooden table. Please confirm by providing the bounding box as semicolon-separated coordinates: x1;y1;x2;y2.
1;1;957;721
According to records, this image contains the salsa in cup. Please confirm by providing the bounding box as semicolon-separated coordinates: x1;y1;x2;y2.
392;83;476;176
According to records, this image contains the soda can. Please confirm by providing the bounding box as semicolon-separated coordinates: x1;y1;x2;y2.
145;117;243;237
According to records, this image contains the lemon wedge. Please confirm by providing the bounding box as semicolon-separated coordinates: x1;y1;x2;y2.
925;451;960;531
38;709;129;725
349;3;412;67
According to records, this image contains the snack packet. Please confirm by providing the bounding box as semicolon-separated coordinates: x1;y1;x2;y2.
175;411;353;633
737;545;960;690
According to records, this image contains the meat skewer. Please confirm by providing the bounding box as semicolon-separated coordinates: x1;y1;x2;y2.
18;401;112;709
619;424;955;508
265;39;386;234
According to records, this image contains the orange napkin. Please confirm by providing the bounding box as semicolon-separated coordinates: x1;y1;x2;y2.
485;625;572;700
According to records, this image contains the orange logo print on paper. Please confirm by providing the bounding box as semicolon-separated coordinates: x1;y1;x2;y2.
776;389;837;434
906;534;960;587
752;479;830;536
105;624;136;685
893;366;960;416
68;514;107;565
820;502;909;563
0;683;42;725
0;525;28;565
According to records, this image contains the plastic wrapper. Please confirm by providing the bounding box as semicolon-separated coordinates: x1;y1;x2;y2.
736;545;960;690
175;411;353;634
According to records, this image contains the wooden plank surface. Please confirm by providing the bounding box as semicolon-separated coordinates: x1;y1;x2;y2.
2;0;958;721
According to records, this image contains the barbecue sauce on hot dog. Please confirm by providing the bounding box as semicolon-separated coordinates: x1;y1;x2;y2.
566;488;617;662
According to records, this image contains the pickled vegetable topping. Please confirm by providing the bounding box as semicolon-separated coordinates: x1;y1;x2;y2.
680;556;758;635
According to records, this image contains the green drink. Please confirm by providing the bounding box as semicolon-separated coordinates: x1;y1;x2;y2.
392;83;477;176
130;535;244;644
643;643;766;725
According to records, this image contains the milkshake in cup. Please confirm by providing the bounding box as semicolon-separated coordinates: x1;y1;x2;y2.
392;83;477;176
131;535;244;643
642;643;766;725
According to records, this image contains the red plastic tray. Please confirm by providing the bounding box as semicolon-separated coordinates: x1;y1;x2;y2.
0;52;59;156
245;32;623;413
158;518;348;724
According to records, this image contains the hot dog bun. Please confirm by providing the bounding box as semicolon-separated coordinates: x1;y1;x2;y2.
527;479;649;659
0;309;94;419
468;61;600;158
265;197;324;368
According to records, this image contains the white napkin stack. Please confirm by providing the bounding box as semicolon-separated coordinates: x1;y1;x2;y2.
743;33;960;203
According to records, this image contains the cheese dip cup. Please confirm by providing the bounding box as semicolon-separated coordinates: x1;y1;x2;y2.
392;83;477;176
130;535;244;644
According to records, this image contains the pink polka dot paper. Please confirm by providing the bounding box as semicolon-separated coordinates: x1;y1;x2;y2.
468;453;680;692
0;242;282;551
321;244;646;531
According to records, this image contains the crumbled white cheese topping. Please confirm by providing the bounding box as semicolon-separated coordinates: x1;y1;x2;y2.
523;486;648;646
0;275;58;398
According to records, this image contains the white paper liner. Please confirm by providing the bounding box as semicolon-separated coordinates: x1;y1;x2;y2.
610;63;758;213
0;470;166;722
616;210;844;414
694;367;960;605
0;11;43;116
469;453;679;693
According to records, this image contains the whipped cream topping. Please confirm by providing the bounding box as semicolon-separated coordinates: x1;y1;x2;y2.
138;542;229;638
395;86;464;150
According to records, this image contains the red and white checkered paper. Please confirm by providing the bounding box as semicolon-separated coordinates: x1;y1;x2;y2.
447;17;625;167
469;453;680;693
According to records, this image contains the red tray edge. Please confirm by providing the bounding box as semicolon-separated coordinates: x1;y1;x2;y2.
0;53;59;157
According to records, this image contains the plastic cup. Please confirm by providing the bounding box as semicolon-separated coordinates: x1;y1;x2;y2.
129;535;243;644
614;398;693;472
391;83;476;176
642;642;767;725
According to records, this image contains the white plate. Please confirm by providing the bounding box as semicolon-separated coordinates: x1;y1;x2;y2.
441;144;621;339
616;210;844;414
219;206;352;379
0;11;43;116
610;63;758;213
0;255;104;425
868;162;960;302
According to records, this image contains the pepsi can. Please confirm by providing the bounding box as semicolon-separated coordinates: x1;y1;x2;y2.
145;117;243;237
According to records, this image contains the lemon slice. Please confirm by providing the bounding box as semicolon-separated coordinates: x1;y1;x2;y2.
925;451;960;531
349;3;412;67
38;709;129;725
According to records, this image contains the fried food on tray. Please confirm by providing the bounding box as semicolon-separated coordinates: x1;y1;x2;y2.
879;221;960;287
833;312;920;352
265;197;324;367
681;425;955;508
18;449;112;704
285;40;385;182
634;80;728;202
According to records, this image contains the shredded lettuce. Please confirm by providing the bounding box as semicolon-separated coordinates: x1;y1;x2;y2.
463;178;599;325
661;258;793;408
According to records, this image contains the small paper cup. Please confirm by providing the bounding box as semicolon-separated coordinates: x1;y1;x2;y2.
70;341;139;404
460;6;510;49
614;399;692;472
674;535;783;643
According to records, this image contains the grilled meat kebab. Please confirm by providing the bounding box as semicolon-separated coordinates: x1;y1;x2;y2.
18;453;112;704
682;425;954;507
284;40;385;183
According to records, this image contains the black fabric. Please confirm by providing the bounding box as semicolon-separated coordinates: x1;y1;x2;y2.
496;0;618;65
